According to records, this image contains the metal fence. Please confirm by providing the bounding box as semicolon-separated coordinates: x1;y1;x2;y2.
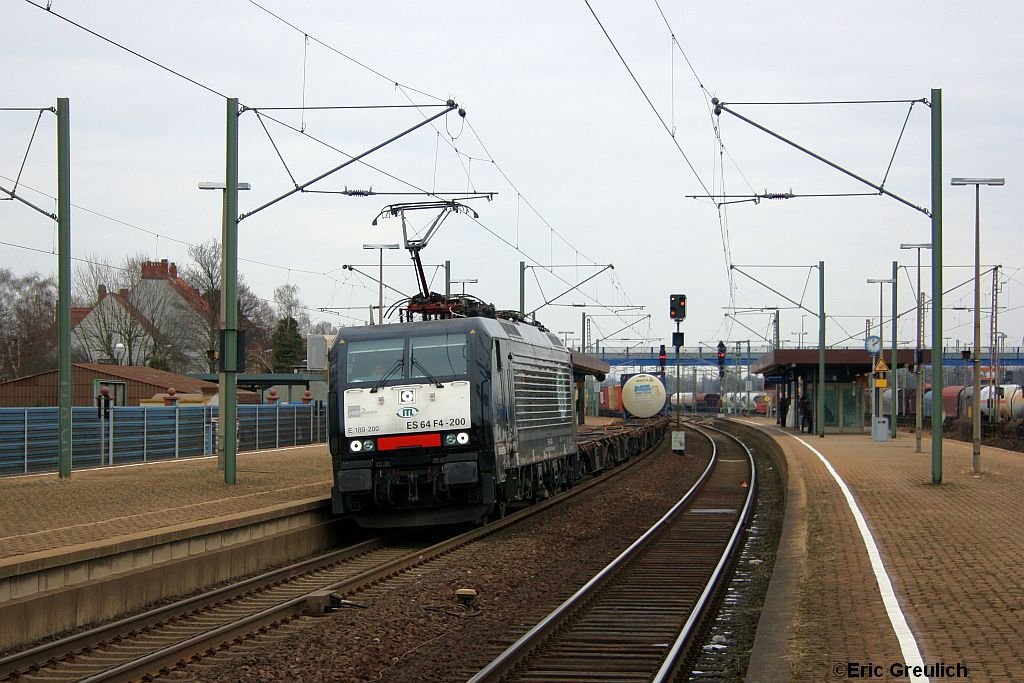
0;404;327;476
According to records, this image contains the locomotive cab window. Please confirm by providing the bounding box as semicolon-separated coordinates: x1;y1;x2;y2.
346;339;404;383
410;334;468;379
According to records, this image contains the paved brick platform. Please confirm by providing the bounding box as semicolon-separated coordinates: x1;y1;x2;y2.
742;417;1023;683
0;416;626;564
0;445;333;561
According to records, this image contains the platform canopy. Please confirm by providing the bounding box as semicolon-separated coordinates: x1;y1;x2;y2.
569;350;610;381
751;348;931;382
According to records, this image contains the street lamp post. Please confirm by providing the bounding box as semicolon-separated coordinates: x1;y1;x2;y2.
450;278;478;296
199;175;251;483
363;243;400;325
900;242;932;453
951;176;1004;474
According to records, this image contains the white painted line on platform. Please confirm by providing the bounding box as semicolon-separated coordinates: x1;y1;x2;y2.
793;435;928;683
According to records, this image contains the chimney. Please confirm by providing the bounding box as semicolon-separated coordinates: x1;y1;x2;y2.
169;262;177;279
97;284;107;302
140;259;169;279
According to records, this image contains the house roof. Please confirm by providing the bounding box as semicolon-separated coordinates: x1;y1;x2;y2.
72;259;211;335
73;363;219;393
71;306;91;328
168;277;211;318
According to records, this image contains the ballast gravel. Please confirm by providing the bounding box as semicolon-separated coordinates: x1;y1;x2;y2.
187;435;713;682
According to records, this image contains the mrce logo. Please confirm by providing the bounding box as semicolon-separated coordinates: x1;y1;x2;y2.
396;406;419;418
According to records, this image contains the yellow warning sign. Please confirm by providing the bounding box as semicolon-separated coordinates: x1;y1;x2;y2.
873;358;889;373
875;378;888;388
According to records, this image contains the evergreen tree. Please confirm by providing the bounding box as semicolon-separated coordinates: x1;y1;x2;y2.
271;316;303;372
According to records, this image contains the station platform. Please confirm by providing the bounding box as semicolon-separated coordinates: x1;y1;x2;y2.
3;419;1021;681
740;416;1023;682
0;416;624;562
0;445;333;561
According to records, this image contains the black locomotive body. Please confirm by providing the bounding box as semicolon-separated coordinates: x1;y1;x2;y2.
328;317;579;527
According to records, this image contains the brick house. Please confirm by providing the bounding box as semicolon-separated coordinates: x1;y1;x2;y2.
71;260;211;374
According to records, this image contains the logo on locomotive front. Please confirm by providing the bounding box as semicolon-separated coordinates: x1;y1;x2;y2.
396;406;420;418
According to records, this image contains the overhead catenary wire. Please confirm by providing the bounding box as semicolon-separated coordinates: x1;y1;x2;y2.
21;1;475;217
20;0;639;321
0;235;367;323
642;0;761;315
245;0;444;102
24;0;228;100
0;175;371;318
583;0;713;200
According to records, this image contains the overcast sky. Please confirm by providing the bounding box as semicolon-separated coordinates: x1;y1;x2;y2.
2;1;1020;356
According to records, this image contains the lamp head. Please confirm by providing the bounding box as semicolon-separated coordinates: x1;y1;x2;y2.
950;177;1005;186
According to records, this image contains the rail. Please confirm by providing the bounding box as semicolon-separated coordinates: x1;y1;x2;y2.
468;422;756;681
1;419;667;681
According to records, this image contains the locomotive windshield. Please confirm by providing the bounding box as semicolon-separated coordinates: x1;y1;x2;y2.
346;339;404;383
344;333;468;384
410;334;467;379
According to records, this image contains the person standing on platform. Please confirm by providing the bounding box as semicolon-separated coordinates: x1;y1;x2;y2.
779;396;790;428
799;395;812;433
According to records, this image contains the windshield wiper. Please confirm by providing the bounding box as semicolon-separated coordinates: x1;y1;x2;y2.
369;357;404;393
411;356;444;388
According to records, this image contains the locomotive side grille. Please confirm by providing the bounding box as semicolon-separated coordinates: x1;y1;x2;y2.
512;356;573;429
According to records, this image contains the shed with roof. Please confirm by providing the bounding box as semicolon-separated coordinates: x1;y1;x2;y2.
0;363;258;407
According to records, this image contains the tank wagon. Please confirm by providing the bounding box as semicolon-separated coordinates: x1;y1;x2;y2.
917;384;1024;422
328;316;585;528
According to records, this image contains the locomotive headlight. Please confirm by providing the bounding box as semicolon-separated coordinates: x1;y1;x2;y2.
349;440;363;453
444;433;458;446
456;432;470;445
362;439;375;452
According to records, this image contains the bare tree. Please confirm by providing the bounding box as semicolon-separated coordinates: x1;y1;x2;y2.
72;255;136;307
71;254;151;365
273;284;311;332
310;320;337;335
70;253;213;372
0;268;57;381
181;240;221;371
243;292;276;371
182;239;275;372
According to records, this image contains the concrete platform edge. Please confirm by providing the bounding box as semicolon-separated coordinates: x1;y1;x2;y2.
719;418;805;683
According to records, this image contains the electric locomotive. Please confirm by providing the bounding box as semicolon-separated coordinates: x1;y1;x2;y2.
328;316;580;527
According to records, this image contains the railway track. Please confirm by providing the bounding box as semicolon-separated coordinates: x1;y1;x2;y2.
467;423;756;682
0;420;668;682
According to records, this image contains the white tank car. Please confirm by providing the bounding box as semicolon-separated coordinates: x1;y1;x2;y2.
980;384;1023;421
1006;386;1024;419
622;374;667;418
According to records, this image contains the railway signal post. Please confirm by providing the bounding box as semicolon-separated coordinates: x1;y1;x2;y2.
670;294;686;453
